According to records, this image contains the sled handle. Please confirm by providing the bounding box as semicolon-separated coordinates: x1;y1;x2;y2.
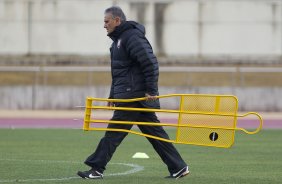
235;112;263;134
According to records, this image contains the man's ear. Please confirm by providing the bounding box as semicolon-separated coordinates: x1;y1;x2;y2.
115;17;121;25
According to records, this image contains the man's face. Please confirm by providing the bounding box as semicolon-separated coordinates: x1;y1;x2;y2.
104;13;121;34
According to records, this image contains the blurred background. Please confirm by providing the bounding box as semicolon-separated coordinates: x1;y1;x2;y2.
0;0;281;111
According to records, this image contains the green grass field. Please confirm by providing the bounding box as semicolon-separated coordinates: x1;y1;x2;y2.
0;129;281;184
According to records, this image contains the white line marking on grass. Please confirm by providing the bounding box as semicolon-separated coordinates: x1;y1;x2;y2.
0;158;144;183
106;163;144;176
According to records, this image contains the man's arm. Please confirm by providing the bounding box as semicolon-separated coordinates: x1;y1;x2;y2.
125;34;159;96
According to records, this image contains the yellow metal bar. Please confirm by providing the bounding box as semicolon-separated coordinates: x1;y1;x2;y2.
90;105;179;113
91;119;175;127
89;105;238;117
83;97;92;131
88;127;175;143
215;96;220;113
87;94;237;102
87;127;235;148
87;126;240;148
90;119;254;131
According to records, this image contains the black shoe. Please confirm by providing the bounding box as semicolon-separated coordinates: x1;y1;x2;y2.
77;169;103;179
165;166;189;179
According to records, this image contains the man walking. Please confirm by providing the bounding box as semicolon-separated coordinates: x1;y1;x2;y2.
77;6;189;179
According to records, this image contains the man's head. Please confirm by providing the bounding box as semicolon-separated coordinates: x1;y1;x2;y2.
104;6;126;34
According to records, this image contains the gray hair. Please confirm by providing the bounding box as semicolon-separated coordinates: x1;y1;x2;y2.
104;6;126;22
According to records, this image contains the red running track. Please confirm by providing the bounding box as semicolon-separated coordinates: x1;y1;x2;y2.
0;118;280;129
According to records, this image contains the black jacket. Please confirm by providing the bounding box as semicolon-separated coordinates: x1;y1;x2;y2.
108;21;160;108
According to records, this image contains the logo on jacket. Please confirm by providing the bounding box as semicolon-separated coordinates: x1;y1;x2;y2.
117;39;121;49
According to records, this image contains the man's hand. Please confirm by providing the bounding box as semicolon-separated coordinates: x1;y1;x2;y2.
145;93;158;101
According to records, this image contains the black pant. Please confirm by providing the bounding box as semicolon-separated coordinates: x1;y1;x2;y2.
84;102;187;174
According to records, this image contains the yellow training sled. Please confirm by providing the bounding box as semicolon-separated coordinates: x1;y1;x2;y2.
83;94;263;148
